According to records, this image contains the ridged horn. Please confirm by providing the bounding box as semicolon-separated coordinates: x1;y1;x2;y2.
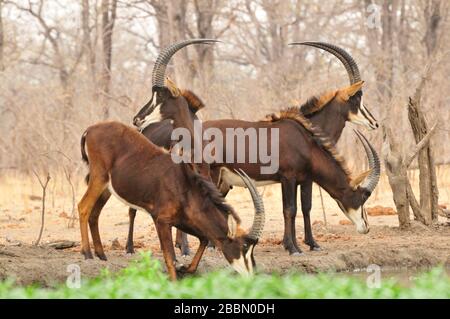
152;39;220;88
234;169;265;241
354;130;380;195
290;42;361;84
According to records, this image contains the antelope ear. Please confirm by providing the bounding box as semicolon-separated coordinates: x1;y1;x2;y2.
227;214;237;239
350;168;372;190
164;77;181;97
338;81;365;101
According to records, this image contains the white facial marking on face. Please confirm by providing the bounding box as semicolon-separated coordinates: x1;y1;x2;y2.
359;98;372;123
245;245;255;274
336;200;369;234
139;92;162;130
348;96;378;130
349;97;371;127
346;208;369;234
231;255;250;276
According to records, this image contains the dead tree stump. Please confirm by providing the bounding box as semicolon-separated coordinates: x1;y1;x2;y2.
382;123;437;229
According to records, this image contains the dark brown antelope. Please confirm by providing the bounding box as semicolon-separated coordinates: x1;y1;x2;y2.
291;42;379;140
203;113;380;244
127;88;205;255
133;38;219;131
130;42;379;256
78;121;265;280
128;39;217;255
282;41;379;251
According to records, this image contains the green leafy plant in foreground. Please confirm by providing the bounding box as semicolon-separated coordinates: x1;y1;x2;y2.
0;252;448;299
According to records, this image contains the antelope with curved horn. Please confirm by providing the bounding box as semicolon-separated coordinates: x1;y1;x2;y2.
290;41;378;137
202;114;380;254
129;42;379;256
126;89;206;256
283;42;379;251
126;39;219;256
133;39;219;130
78;121;265;280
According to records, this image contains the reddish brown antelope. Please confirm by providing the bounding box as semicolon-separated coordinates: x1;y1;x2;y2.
128;39;218;255
126;88;205;256
78;122;265;280
131;42;379;256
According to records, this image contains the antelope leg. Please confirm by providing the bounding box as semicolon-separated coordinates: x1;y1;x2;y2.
126;208;137;254
300;181;321;251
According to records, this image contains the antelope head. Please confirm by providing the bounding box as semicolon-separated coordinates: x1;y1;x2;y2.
133;39;220;130
337;131;381;234
222;169;265;276
290;42;379;130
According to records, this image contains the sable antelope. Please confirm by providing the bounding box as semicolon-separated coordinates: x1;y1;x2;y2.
78;122;265;280
280;41;379;251
130;42;379;256
126;90;209;256
133;38;219;130
127;39;218;256
203;114;380;241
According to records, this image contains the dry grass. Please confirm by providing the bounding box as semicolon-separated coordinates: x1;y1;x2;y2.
1;165;449;247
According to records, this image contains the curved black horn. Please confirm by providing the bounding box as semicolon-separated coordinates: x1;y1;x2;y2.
290;42;361;84
152;39;220;88
234;169;265;241
354;130;380;195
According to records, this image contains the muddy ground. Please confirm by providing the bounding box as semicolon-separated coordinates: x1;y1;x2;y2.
1;222;448;287
0;175;449;286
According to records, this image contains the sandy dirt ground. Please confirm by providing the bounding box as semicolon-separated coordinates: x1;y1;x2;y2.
0;172;449;286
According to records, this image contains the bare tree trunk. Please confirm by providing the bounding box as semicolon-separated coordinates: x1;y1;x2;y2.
100;0;117;119
406;179;427;224
153;2;170;48
379;0;397;100
193;0;218;89
424;0;441;56
423;1;443;224
82;0;97;98
408;96;440;224
166;0;191;86
0;0;4;71
398;0;410;72
383;123;438;228
382;127;411;229
428;150;440;222
408;98;431;222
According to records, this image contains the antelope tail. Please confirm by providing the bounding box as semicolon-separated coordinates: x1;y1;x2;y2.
80;131;90;184
81;131;89;165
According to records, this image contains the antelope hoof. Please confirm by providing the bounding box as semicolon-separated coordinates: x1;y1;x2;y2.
126;247;135;254
305;240;321;251
175;266;192;278
207;241;215;251
96;252;108;261
176;265;196;276
82;250;94;260
283;241;303;256
175;263;189;273
290;251;304;257
176;264;187;272
180;247;190;257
